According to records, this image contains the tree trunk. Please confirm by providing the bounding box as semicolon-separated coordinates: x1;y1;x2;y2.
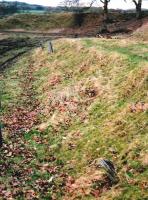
101;0;109;22
136;3;142;19
103;0;109;22
132;0;142;19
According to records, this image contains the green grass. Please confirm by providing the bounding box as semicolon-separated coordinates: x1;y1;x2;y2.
0;13;76;30
1;37;148;199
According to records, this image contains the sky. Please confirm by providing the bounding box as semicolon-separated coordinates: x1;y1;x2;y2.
3;0;148;9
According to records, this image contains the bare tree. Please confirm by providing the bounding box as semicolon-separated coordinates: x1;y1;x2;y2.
132;0;142;19
100;0;111;21
88;0;111;21
125;0;143;19
61;0;111;20
60;0;80;11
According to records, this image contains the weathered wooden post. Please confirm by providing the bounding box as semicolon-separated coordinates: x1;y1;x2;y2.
0;95;2;148
0;126;2;148
48;41;53;53
99;159;118;183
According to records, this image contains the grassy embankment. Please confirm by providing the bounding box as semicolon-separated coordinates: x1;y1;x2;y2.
1;36;148;199
0;12;141;31
0;13;86;30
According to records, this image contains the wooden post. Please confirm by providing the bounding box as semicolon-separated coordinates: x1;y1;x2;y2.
0;96;2;148
48;41;53;53
0;125;2;148
99;159;118;183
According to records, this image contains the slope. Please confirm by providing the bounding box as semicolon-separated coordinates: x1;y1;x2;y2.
0;36;148;199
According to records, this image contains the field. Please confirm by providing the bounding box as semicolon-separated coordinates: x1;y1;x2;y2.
0;12;148;200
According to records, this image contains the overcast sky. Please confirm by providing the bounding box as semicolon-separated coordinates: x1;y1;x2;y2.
2;0;148;9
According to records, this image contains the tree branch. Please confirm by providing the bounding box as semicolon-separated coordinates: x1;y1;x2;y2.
132;0;138;6
100;0;104;4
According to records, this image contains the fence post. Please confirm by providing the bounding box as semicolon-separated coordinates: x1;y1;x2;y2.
48;41;53;53
0;95;2;148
